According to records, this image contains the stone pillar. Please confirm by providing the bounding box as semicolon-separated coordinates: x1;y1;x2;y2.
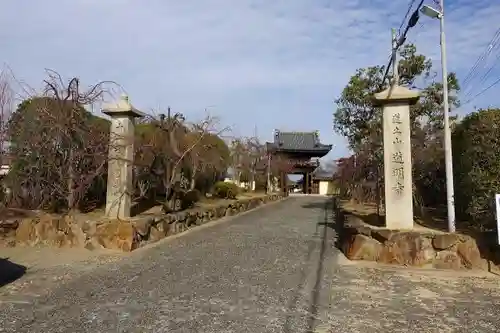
302;172;307;194
309;173;313;194
304;172;307;194
102;95;145;219
266;153;271;194
308;172;312;194
304;172;311;194
281;172;288;196
374;85;419;230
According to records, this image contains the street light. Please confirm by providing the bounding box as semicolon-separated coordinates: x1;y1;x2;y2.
421;1;456;233
420;4;442;19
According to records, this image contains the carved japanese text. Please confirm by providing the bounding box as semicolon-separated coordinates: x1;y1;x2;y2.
391;112;404;195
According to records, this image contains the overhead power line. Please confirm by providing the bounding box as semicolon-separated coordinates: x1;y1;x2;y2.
398;0;417;36
396;0;425;46
432;0;442;11
464;50;500;101
461;27;500;92
462;76;500;107
380;0;425;88
476;51;500;86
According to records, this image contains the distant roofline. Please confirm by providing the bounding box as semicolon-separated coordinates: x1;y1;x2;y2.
313;173;333;181
266;142;333;157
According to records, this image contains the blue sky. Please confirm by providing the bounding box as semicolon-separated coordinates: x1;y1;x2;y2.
1;0;499;161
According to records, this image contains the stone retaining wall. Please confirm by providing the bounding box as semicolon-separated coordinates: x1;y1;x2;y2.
2;194;283;252
339;212;500;272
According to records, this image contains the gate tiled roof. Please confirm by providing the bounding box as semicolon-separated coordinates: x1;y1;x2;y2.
266;130;332;157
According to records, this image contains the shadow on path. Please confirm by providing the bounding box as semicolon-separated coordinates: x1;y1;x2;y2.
283;196;336;333
0;258;27;288
282;223;319;333
304;198;331;333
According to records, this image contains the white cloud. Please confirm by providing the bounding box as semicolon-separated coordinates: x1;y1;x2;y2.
1;0;499;159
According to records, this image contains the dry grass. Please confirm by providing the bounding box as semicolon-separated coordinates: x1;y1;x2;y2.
196;191;268;209
196;197;233;209
137;191;270;211
340;200;446;233
341;200;379;216
237;190;268;199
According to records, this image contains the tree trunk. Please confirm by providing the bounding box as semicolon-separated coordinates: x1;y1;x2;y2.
266;154;271;193
67;147;76;210
190;167;197;190
237;169;242;186
164;161;182;212
249;167;255;191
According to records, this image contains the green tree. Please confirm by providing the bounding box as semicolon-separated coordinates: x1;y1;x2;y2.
453;108;500;231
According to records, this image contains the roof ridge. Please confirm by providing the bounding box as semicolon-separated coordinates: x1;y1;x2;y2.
278;131;317;134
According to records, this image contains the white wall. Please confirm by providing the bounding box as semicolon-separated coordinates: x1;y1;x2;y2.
0;165;9;176
319;181;329;195
319;180;337;195
223;178;255;191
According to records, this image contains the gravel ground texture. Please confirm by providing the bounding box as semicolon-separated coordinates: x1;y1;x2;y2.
0;196;499;332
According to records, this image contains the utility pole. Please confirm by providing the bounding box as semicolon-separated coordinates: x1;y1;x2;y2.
391;28;399;86
266;129;272;193
419;0;455;232
439;0;456;232
377;27;399;226
266;152;271;193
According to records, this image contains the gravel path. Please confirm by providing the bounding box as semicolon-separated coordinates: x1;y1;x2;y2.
1;196;499;332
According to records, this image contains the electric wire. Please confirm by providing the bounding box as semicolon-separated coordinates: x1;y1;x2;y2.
461;27;500;93
464;50;500;101
462;76;500;106
398;0;417;36
380;0;425;88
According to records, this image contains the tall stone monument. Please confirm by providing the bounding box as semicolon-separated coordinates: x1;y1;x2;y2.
374;85;419;230
102;95;145;219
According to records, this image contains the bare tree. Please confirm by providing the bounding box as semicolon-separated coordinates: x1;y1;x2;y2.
44;71;113;210
245;136;267;191
229;138;247;185
186;123;229;190
135;108;230;211
8;70;119;212
0;69;12;151
0;68;14;204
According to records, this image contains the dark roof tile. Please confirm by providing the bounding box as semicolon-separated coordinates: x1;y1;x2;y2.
313;169;333;180
275;131;317;150
267;130;332;156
